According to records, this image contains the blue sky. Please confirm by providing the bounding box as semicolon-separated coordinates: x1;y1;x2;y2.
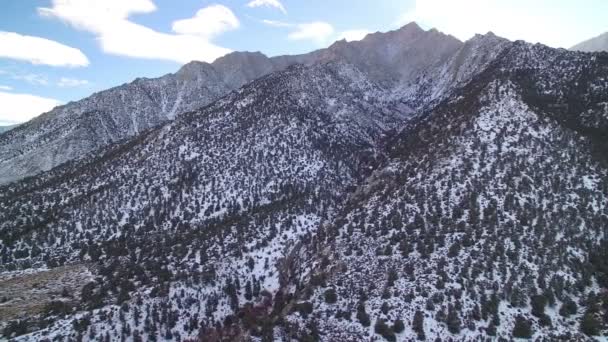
0;0;607;126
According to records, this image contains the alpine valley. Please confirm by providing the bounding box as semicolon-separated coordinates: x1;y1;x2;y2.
0;23;607;342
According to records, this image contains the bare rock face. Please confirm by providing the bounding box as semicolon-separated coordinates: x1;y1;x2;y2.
332;23;462;85
386;31;511;114
571;32;608;52
285;22;462;87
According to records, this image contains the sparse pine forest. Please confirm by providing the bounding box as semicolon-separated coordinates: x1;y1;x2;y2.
0;25;607;342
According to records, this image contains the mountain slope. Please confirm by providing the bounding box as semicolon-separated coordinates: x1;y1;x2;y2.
571;32;608;52
0;63;230;185
2;30;607;342
0;61;408;340
278;41;608;341
394;32;511;112
0;23;464;186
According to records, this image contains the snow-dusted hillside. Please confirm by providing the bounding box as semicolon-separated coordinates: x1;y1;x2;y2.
0;22;463;186
0;28;607;342
276;42;608;341
0;62;231;185
0;61;407;340
284;82;607;341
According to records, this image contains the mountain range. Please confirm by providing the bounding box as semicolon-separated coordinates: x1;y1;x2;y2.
571;31;608;52
0;23;607;341
0;23;479;185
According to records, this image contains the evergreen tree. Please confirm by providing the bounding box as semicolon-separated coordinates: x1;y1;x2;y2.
580;311;600;336
324;288;337;304
446;305;461;334
357;301;370;327
413;310;425;341
392;319;405;334
244;281;253;301
374;319;396;341
559;298;577;317
512;315;533;339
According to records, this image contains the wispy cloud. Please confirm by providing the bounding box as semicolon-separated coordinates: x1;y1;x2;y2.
57;77;89;87
0;85;12;91
0;31;89;67
288;22;335;44
12;73;49;86
261;19;292;28
39;1;239;64
0;91;61;124
261;19;347;45
247;0;286;14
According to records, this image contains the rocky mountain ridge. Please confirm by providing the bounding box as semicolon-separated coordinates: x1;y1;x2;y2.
0;23;486;185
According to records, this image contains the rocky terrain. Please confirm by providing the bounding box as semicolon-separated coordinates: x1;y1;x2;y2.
0;24;607;341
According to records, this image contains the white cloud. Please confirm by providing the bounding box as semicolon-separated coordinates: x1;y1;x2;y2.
0;85;12;91
0;91;62;125
262;19;292;28
57;77;89;87
39;1;239;64
247;0;286;14
337;30;371;42
288;22;334;44
0;31;89;67
398;0;608;48
12;73;49;86
261;19;336;45
172;5;239;38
